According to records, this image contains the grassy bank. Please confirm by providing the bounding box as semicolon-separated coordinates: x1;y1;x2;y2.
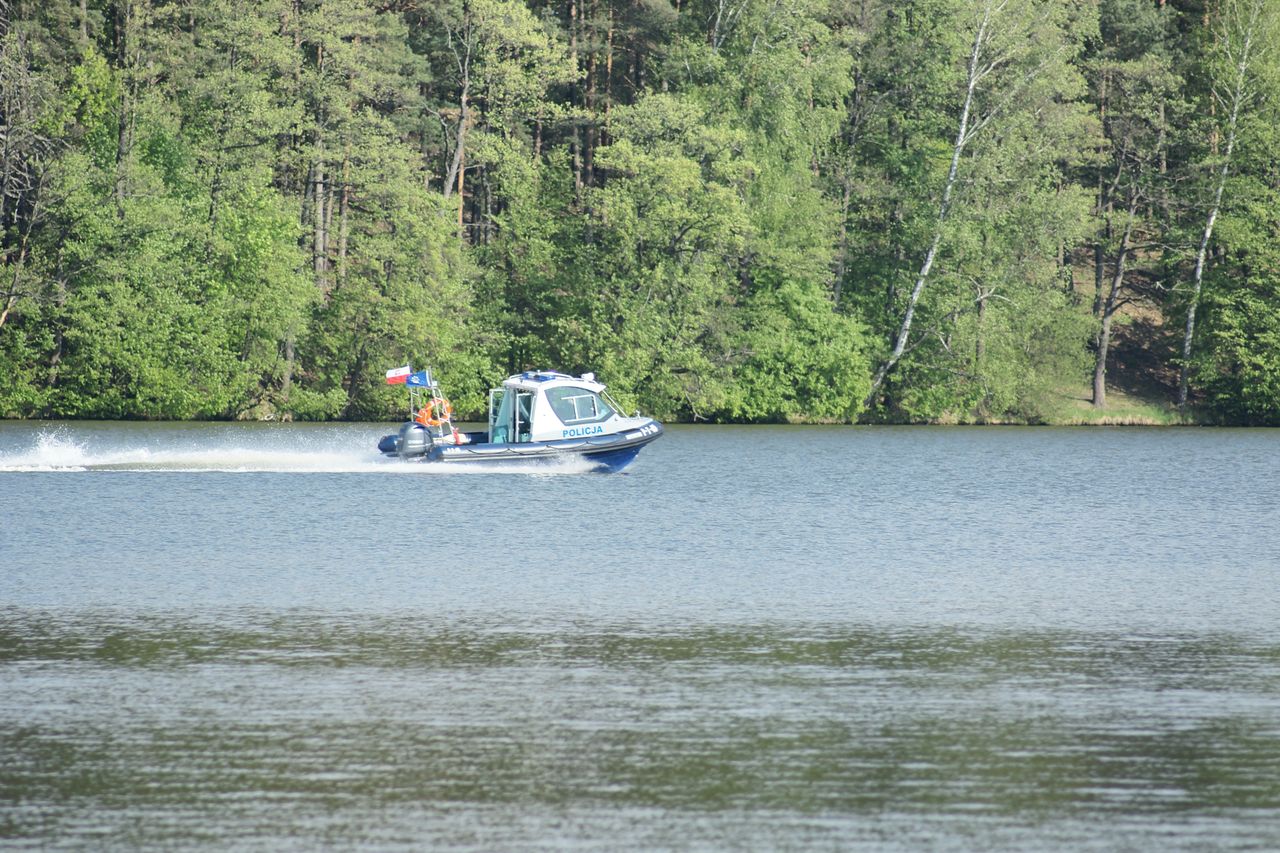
1035;387;1189;426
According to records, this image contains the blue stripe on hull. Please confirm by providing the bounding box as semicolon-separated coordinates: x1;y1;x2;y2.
582;445;643;472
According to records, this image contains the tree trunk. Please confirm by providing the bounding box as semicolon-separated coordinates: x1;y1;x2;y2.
0;92;11;233
604;6;613;131
570;0;583;191
208;63;235;228
209;158;223;227
442;99;467;200
631;39;643;96
282;336;295;407
975;288;986;372
1093;195;1138;408
311;37;328;287
1093;67;1108;320
1092;308;1114;408
322;151;335;262
585;0;598;185
301;161;314;225
113;0;132;217
1093;243;1104;318
337;152;350;285
482;162;493;244
279;0;303;197
313;135;327;284
443;75;469;237
833;176;852;306
0;293;16;331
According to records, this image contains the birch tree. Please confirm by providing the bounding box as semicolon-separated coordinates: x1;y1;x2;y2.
1177;0;1277;409
862;0;1093;408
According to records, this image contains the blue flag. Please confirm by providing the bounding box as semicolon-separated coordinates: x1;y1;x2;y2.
405;370;431;387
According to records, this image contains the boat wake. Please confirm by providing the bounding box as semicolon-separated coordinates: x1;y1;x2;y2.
0;428;597;474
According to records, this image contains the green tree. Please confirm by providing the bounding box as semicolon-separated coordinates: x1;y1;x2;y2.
303;114;477;418
568;91;752;418
1087;0;1182;408
856;0;1098;421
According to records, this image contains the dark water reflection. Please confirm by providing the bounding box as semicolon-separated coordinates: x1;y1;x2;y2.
2;423;1279;849
3;611;1278;850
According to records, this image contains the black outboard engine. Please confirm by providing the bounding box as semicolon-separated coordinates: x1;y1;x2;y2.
397;421;434;459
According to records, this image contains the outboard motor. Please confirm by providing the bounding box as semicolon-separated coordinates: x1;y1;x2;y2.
397;421;434;459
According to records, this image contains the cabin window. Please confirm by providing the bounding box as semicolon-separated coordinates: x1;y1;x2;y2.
547;387;613;424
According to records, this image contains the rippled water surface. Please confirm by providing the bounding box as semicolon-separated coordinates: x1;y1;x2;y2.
2;422;1279;850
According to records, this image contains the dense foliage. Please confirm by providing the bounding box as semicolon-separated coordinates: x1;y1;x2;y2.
1;0;1278;422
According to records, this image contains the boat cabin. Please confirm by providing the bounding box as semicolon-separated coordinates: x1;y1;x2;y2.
488;371;625;444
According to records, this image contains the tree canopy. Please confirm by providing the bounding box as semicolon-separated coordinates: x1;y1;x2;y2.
1;0;1278;423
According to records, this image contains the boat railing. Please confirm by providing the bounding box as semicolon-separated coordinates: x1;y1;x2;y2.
406;371;456;440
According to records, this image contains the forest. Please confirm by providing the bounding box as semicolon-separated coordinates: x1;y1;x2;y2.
1;0;1278;424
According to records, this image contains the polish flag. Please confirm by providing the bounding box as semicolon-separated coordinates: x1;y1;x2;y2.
385;365;412;384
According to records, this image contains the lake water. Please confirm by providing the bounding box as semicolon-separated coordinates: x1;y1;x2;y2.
1;422;1278;850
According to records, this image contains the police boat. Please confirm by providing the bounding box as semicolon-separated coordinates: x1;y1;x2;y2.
376;368;663;472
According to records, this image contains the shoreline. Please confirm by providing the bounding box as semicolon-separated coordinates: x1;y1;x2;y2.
0;415;1246;427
